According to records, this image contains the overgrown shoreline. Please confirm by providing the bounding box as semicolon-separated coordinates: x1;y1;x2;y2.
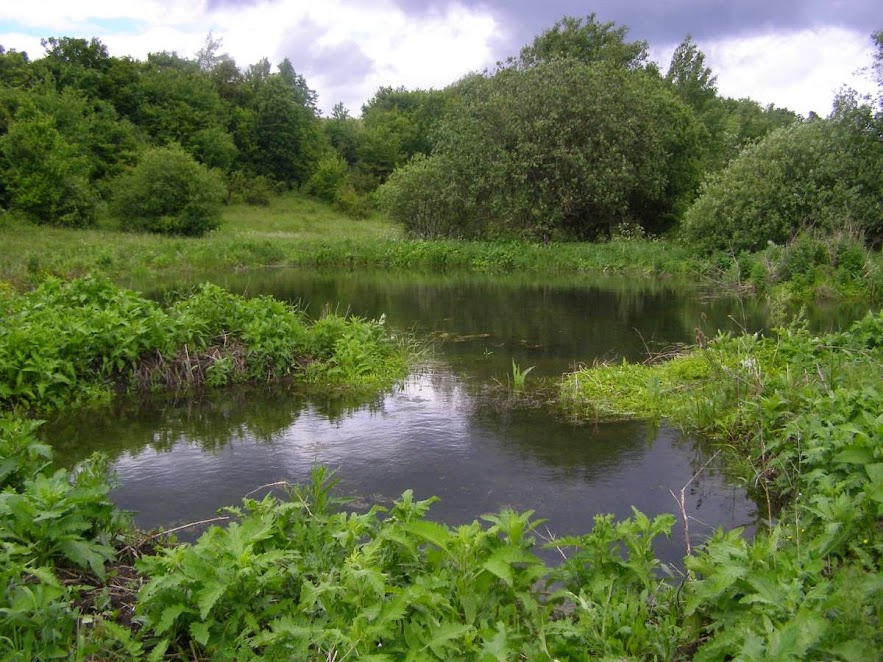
2;274;882;658
2;194;881;308
0;276;411;415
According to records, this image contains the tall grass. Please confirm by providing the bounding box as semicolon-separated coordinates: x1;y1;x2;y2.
0;192;703;288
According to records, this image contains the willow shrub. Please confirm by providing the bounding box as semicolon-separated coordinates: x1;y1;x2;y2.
380;59;703;240
683;103;883;253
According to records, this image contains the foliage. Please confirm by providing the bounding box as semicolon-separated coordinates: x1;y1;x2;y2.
0;417;125;660
111;144;227;236
683;107;883;253
381;59;702;240
250;72;322;187
0;103;97;227
561;313;883;657
510;360;535;391
0;276;410;413
303;153;349;204
733;229;876;302
133;469;681;660
225;170;274;206
357;86;453;185
514;13;651;71
665;35;717;113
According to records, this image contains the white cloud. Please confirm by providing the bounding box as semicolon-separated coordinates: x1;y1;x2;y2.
704;27;877;116
1;2;876;116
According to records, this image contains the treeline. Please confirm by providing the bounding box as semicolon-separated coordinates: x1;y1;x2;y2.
0;33;438;234
382;17;883;250
1;18;881;250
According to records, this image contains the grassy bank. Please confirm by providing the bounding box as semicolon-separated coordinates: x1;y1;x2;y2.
3;193;880;308
558;314;883;656
0;276;411;414
0;193;704;288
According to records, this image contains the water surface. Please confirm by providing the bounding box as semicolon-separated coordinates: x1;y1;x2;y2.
47;270;784;562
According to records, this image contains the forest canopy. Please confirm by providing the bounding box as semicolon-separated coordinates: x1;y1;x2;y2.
0;19;880;248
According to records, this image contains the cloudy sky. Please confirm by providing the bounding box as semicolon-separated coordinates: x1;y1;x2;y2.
1;1;880;116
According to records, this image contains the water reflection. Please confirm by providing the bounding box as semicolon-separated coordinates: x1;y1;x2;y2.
41;269;790;563
44;369;754;563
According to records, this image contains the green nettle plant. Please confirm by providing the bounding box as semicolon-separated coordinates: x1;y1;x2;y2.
0;277;410;413
111;144;227;236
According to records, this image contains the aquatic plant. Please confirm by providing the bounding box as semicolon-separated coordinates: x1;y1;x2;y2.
510;359;535;391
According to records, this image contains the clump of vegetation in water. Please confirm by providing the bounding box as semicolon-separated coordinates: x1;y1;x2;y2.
560;314;883;656
0;276;411;413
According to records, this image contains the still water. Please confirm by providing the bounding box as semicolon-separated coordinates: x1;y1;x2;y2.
46;269;791;562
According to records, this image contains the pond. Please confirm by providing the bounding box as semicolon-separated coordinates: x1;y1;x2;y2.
45;269;848;564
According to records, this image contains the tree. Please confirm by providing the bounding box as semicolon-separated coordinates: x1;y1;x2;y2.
354;86;453;187
665;35;717;113
323;102;361;166
136;52;231;165
0;46;34;90
515;14;650;71
0;104;96;226
37;37;111;98
252;72;321;186
381;59;702;240
111;144;226;236
873;30;882;92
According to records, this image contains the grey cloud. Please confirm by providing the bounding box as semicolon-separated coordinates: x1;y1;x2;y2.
275;18;376;95
391;0;883;54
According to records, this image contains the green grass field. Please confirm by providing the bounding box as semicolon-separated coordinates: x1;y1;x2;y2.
0;192;706;288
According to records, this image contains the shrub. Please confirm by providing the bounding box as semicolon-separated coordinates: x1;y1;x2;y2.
226;170;272;206
332;185;371;219
303;153;348;204
379;60;702;240
111;144;227;236
683;109;883;253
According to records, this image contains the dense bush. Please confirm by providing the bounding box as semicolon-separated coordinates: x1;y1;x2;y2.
303;153;348;204
380;60;703;240
683;106;883;253
0;105;97;227
111;144;227;236
226;170;273;206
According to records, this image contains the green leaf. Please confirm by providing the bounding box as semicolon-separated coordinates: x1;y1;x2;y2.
481;546;540;587
422;622;472;658
197;582;227;620
147;639;170;662
399;520;452;552
865;463;883;484
833;448;874;464
156;604;187;635
190;620;211;647
58;538;112;579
